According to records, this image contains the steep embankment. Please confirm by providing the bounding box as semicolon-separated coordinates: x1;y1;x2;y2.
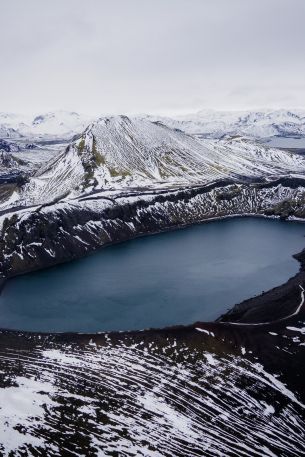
1;178;305;280
0;316;304;457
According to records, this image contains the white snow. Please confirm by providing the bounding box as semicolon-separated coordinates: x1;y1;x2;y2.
0;376;58;454
0;110;93;140
11;115;305;208
138;109;305;140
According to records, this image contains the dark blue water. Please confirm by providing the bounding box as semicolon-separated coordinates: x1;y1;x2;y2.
1;217;305;333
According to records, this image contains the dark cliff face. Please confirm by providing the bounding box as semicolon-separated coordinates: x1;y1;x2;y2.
1;177;305;280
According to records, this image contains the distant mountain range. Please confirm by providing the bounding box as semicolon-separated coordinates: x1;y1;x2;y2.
1;109;305;142
139;109;305;140
0;110;93;140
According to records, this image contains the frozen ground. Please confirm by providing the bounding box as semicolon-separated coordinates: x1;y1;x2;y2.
0;312;304;456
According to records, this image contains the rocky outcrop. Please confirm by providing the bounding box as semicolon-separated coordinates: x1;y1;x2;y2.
1;178;305;279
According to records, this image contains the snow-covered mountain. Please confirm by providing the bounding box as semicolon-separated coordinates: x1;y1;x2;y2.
0;110;93;140
17;115;305;206
2;109;305;143
2;114;305;283
139;109;305;140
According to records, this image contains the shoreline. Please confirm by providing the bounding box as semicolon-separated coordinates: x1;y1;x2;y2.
1;214;305;336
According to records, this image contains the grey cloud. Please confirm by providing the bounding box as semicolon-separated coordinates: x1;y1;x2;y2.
0;0;304;115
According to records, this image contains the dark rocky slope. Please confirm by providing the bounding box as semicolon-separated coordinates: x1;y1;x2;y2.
1;177;305;282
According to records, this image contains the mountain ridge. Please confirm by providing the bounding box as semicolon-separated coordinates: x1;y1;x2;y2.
1;113;305;284
11;115;305;207
0;110;93;140
138;108;305;139
2;108;305;142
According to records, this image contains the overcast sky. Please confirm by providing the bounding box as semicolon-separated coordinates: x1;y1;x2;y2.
0;0;304;115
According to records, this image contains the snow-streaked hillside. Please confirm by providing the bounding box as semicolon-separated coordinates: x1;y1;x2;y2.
16;116;305;206
139;109;305;140
0;325;304;457
0;110;93;140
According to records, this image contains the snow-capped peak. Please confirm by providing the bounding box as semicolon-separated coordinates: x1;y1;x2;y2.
137;109;305;140
0;110;94;140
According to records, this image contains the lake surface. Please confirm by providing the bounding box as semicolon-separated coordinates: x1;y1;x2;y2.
1;217;305;333
263;137;305;148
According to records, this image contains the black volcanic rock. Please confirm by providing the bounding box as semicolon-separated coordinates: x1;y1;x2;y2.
0;139;20;153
